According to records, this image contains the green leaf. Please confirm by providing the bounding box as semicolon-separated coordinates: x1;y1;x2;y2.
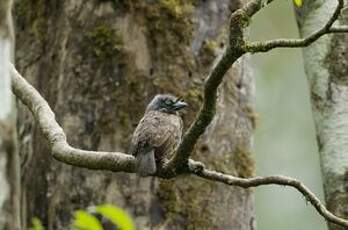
293;0;303;7
30;217;44;230
94;204;135;230
73;210;102;230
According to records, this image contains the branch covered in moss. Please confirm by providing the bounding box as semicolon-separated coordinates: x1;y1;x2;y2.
166;2;256;170
166;48;242;171
187;160;348;228
10;64;348;228
246;0;347;53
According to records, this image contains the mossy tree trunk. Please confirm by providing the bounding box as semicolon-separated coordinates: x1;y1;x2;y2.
296;1;348;230
15;0;255;229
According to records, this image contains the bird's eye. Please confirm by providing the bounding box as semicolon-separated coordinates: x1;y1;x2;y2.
164;99;173;105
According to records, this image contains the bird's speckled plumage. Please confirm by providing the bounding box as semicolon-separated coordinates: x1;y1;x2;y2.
130;94;185;176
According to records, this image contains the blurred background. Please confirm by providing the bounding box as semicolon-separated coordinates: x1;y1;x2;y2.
250;1;326;229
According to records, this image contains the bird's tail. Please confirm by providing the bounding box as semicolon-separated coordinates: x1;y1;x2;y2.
136;150;156;177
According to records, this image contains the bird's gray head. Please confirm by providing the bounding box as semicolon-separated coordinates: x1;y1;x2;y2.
146;94;187;114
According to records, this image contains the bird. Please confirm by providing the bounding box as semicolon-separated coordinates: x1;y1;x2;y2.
130;94;187;176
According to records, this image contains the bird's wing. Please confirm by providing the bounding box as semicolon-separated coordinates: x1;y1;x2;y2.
130;111;182;161
152;114;183;164
130;111;169;156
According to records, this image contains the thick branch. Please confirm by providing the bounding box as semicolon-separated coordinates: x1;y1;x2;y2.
10;64;136;173
246;0;346;53
187;160;348;228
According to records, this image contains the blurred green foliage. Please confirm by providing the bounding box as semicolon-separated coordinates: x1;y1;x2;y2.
30;204;135;230
73;204;135;230
93;204;135;230
294;0;303;7
73;211;103;230
29;218;44;230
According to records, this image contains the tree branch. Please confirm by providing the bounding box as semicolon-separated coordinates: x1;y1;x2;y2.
187;160;348;228
329;26;348;33
10;64;136;173
243;0;275;17
10;64;348;228
245;0;346;53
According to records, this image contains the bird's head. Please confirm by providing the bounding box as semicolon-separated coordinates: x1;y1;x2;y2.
146;94;187;114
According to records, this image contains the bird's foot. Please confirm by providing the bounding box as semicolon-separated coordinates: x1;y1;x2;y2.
188;159;205;173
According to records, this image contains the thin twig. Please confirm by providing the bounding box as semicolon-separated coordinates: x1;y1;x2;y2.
245;0;346;53
187;160;348;228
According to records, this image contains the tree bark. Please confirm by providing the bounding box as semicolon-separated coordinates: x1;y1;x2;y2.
15;0;255;229
296;1;348;230
0;0;21;229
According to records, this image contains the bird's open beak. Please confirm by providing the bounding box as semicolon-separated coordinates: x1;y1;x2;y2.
173;101;188;110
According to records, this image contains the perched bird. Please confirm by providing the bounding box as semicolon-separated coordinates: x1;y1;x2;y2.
130;94;187;176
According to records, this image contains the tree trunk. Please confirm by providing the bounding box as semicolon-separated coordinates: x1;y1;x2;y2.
296;1;348;230
15;0;255;229
0;0;21;229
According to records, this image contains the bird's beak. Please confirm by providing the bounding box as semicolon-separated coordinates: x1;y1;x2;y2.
173;101;188;110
